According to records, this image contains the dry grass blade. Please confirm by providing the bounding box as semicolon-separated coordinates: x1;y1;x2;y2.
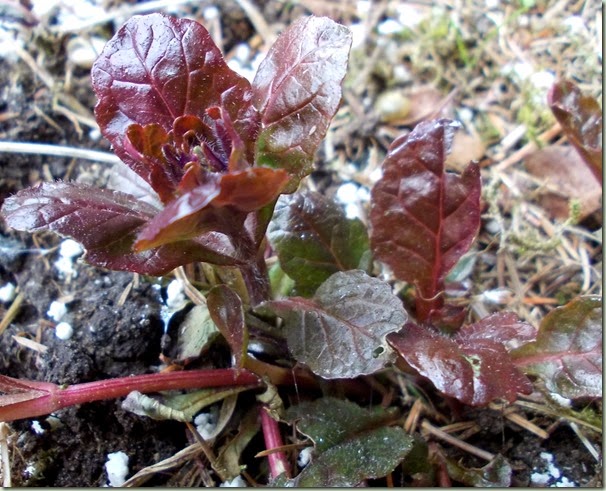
122;443;205;487
0;292;23;336
0;142;121;165
421;420;495;461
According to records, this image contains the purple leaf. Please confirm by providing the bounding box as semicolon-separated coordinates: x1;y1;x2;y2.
370;119;481;322
548;80;603;185
268;190;371;296
133;168;289;252
92;13;260;188
388;313;536;406
252;16;352;190
1;182;239;275
207;285;248;367
512;295;602;399
260;270;407;379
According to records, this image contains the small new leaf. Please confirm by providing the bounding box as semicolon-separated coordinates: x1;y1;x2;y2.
370;119;481;322
260;270;406;379
207;285;248;367
252;16;352;191
512;295;602;399
268;190;371;296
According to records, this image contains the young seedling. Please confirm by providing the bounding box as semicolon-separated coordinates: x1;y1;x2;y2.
0;12;602;487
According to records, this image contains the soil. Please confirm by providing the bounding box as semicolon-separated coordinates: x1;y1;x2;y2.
0;0;602;487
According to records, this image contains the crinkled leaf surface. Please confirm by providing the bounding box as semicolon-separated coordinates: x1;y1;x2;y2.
548;80;603;184
207;285;248;367
388;313;536;406
283;397;413;487
252;16;352;190
0;182;237;274
260;270;406;379
268;190;371;296
92;13;259;184
370;119;481;321
512;296;602;399
285;397;399;453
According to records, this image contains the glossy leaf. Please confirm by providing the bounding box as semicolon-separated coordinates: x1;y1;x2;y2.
268;190;371;296
388;313;536;406
512;296;602;399
284;397;413;487
548;80;603;184
0;182;238;274
207;285;248;367
133;168;288;252
260;270;407;379
92;13;260;186
252;16;352;190
370;119;481;322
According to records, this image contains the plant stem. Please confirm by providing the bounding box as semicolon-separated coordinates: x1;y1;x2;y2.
259;404;291;479
0;369;260;423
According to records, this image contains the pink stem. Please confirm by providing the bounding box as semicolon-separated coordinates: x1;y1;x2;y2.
260;405;291;479
1;369;260;422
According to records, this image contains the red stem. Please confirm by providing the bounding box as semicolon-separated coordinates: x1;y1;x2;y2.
260;405;291;479
1;369;260;423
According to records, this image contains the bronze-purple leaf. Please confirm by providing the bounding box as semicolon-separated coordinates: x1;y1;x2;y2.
92;13;260;189
388;313;536;406
370;119;481;322
512;295;602;399
548;80;603;185
261;270;407;379
0;182;238;274
252;16;352;190
207;285;248;367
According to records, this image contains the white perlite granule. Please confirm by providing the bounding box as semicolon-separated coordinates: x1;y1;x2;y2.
47;301;67;322
105;451;129;487
220;475;247;487
55;322;74;340
0;283;16;302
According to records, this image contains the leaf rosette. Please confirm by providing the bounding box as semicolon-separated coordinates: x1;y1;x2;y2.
1;14;352;276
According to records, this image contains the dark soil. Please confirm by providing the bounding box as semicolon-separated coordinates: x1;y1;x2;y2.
0;0;601;487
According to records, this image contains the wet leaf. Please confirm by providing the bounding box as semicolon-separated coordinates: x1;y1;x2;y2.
294;426;413;486
548;79;602;184
268;190;371;296
260;270;407;379
512;296;602;399
284;398;412;487
92;13;259;186
0;182;239;275
370;119;481;322
388;313;536;406
207;285;248;367
252;16;352;190
285;397;398;453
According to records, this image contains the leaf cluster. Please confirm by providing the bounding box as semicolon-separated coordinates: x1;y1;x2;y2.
0;13;602;486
